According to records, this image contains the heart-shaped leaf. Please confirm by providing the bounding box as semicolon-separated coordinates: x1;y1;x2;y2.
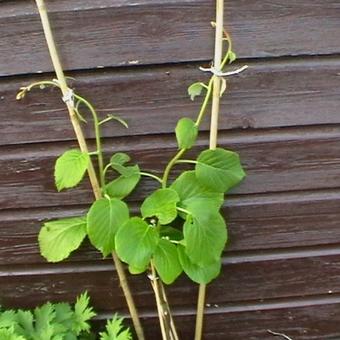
195;148;245;193
183;212;227;266
170;171;223;218
106;172;140;199
87;198;129;256
54;149;89;191
175;118;198;149
115;217;159;269
178;245;221;284
141;188;180;225
39;217;87;262
153;239;182;284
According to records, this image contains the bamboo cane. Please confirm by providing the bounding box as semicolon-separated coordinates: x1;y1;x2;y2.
194;1;224;339
34;1;145;338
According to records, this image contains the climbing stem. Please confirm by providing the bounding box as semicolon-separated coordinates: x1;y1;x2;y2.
162;149;186;188
74;94;105;189
140;172;163;184
34;1;145;339
195;77;214;127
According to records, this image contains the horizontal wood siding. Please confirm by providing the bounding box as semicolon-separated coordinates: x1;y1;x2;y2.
1;1;340;339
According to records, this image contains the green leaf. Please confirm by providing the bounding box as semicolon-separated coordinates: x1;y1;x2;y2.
99;314;132;340
72;292;96;335
195;148;245;192
55;149;89;191
109;153;139;178
184;212;227;266
110;153;131;166
175;118;198;150
34;303;56;339
128;265;148;275
0;328;25;340
170;171;223;217
87;198;129;256
39;217;87;262
112;164;140;178
115;217;159;269
178;245;221;284
0;310;17;329
106;172;140;200
153;239;182;284
54;303;73;333
141;189;180;224
15;310;34;337
228;51;237;63
188;82;205;101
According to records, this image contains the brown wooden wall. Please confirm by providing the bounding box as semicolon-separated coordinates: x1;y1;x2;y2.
1;1;340;339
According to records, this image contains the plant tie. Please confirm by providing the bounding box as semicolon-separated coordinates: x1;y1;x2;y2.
62;88;75;108
199;64;248;77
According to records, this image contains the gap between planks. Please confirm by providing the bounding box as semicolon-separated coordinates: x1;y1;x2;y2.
2;244;340;277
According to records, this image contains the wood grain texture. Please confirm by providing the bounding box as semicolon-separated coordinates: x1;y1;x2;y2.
1;1;340;76
1;126;340;210
1;251;340;312
105;300;340;339
1;190;340;265
2;58;340;146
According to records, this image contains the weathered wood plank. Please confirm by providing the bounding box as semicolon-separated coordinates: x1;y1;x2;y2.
1;1;340;76
1;252;340;312
1;190;340;265
123;300;340;339
2;58;340;146
1;127;340;210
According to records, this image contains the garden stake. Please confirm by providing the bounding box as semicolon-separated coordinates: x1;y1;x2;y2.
34;1;145;339
195;1;224;339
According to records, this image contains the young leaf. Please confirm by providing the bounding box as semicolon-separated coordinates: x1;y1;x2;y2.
188;82;205;101
220;78;227;97
170;171;223;217
153;239;182;284
39;217;87;262
229;51;237;63
178;245;221;284
87;198;129;256
141;188;180;225
183;212;227;266
115;217;159;269
195;148;245;192
72;292;96;335
111;163;140;178
99;314;132;340
106;172;141;200
110;153;131;166
109;153;139;178
54;149;90;191
175;118;198;150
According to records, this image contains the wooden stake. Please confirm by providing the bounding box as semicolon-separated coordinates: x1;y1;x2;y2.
195;1;224;339
34;1;145;339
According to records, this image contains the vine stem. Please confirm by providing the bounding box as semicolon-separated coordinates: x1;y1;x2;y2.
34;1;145;339
150;262;179;340
195;1;224;339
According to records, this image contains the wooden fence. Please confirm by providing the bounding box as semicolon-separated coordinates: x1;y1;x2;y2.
1;1;340;338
